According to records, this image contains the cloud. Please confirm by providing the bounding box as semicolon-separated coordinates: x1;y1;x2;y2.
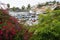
0;0;60;8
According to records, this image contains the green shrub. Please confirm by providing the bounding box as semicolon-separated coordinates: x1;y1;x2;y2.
29;10;60;40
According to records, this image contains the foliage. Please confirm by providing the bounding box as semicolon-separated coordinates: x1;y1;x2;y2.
7;4;10;8
0;9;32;40
54;6;60;10
21;6;25;10
29;10;60;40
37;4;43;8
45;2;49;5
11;7;17;11
27;4;31;10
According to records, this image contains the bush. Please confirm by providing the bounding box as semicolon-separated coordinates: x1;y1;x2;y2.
0;9;32;40
29;10;60;40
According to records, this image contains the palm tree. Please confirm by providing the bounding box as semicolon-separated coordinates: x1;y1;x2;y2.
27;4;31;10
7;4;10;8
21;5;25;10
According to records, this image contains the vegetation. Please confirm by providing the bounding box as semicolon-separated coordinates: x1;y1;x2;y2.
0;1;60;40
11;7;17;11
54;6;60;10
7;4;10;8
0;9;33;40
37;4;43;8
21;5;25;11
27;4;31;10
29;10;60;40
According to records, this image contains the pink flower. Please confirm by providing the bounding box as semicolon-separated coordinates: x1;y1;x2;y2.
7;21;13;27
2;26;7;29
5;33;8;39
0;36;2;40
0;30;3;35
0;22;2;24
9;16;18;23
9;27;16;35
2;10;8;14
10;35;13;40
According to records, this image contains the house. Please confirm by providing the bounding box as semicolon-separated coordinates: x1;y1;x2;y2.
30;2;59;15
30;5;48;15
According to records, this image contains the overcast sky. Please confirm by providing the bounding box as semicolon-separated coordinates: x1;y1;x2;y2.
0;0;60;8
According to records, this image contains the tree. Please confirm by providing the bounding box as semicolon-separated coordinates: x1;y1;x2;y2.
57;1;60;4
21;5;25;10
12;7;16;11
7;4;10;8
37;4;42;8
27;4;31;10
29;10;60;40
53;0;56;4
54;6;60;10
45;2;49;5
0;8;32;40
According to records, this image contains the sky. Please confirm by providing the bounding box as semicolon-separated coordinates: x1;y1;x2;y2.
0;0;60;8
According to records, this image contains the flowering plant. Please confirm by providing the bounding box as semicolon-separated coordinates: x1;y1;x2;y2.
0;9;33;40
